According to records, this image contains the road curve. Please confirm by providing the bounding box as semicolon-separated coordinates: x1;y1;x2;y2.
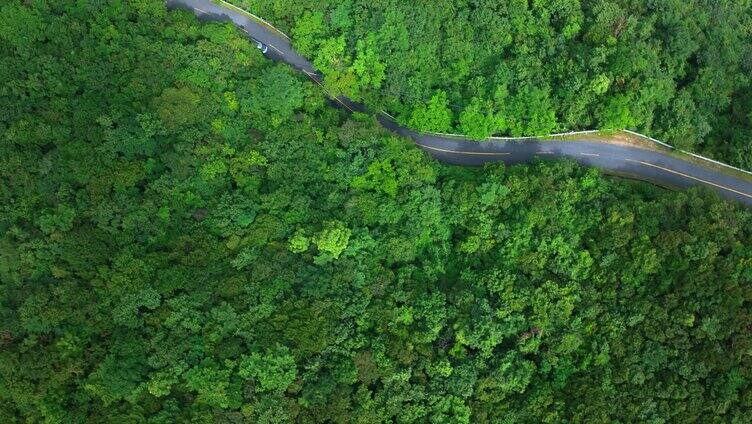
166;0;752;207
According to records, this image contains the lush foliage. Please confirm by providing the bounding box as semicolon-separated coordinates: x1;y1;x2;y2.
234;0;752;167
2;1;752;422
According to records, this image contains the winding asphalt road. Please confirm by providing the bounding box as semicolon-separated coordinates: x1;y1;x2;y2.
167;0;752;206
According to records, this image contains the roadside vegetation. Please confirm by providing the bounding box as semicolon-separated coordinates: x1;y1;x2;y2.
231;0;752;169
2;2;752;422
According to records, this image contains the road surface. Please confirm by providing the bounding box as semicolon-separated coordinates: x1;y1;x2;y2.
166;0;752;206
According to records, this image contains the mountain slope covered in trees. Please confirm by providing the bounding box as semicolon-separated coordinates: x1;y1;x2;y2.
1;1;752;422
231;0;752;168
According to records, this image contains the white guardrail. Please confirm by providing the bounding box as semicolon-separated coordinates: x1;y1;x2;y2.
624;131;752;176
223;1;752;178
681;151;752;176
416;125;752;176
623;129;674;149
490;130;601;140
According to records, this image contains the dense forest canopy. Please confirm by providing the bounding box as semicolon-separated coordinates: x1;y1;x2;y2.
1;1;752;422
232;0;752;168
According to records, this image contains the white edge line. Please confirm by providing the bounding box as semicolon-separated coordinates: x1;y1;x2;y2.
194;0;752;179
268;44;284;55
198;1;752;179
213;0;292;41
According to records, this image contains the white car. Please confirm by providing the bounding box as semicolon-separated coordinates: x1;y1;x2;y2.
238;24;268;53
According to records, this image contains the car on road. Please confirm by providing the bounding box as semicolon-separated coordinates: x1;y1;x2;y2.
238;24;269;53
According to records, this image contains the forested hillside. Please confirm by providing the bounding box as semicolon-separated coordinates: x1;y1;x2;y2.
232;0;752;168
2;1;752;423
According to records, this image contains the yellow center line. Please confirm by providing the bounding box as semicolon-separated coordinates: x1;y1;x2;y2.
625;159;752;199
417;144;509;156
